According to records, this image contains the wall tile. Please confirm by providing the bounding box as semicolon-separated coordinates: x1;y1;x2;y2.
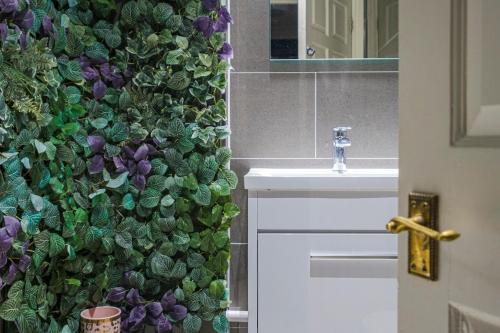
230;73;315;158
230;244;248;310
316;73;399;159
230;0;270;72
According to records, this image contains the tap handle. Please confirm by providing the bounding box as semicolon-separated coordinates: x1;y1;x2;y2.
333;127;351;138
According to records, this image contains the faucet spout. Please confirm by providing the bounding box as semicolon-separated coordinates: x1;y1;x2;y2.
332;127;351;172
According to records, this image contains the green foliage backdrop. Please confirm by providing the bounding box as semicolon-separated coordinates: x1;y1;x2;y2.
0;0;237;332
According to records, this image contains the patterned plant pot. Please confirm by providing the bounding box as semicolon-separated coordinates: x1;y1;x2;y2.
80;306;121;333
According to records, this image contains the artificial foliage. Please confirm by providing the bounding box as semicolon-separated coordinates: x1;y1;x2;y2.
0;0;238;332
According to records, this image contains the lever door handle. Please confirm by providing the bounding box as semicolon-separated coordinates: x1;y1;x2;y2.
386;215;461;241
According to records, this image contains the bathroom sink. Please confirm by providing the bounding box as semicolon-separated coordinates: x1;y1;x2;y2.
244;168;398;192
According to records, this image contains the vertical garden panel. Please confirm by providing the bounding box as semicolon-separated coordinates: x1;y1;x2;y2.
0;0;237;332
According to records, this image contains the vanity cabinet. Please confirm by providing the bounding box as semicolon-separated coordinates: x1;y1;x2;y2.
245;169;399;333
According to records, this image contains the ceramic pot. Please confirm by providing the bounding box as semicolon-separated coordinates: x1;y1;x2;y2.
80;306;121;333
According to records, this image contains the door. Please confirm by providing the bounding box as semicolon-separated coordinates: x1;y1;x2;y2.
306;0;353;58
399;0;500;332
258;233;397;333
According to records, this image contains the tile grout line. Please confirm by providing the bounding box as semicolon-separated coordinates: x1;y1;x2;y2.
231;157;399;160
314;72;317;158
231;71;399;74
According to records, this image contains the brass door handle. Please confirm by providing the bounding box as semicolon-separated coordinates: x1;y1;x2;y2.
386;215;461;241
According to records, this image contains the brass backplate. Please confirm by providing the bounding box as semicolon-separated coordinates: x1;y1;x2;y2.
408;193;439;280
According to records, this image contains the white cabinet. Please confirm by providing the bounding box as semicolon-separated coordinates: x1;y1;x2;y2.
245;169;399;333
258;233;397;333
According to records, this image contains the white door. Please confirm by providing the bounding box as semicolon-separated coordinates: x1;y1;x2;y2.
399;0;500;332
306;0;353;58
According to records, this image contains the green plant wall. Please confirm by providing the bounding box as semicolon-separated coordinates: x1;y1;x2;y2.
0;0;237;332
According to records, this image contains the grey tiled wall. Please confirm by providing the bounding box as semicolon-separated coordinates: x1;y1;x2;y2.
226;0;399;331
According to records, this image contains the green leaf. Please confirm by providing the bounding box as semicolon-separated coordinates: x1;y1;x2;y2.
17;305;38;333
110;122;128;142
160;194;174;207
218;168;238;189
0;298;21;321
193;184;211;206
121;1;139;25
224;202;240;219
34;231;50;253
213;230;229;248
115;231;133;249
34;139;47;154
199;53;212;67
49;233;65;257
167;71;191;91
86;42;109;61
64;86;81;104
176;36;189;50
0;196;17;215
122;193;135;210
7;281;24;301
106;172;129;189
58;60;82;82
21;211;42;235
30;194;44;212
93;20;113;38
140;188;161;208
212;314;229;333
215;147;232;166
183;314;202;333
153;3;173;24
150;252;174;277
91;117;109;129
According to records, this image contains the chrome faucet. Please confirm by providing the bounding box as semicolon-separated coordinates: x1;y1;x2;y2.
332;127;351;172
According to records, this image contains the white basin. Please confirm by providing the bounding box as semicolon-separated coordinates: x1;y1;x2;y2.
244;168;398;192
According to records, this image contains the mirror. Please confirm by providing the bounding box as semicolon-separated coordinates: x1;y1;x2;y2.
270;0;399;60
451;0;500;146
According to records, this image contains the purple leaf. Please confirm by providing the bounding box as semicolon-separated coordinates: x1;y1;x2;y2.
127;160;137;176
113;156;127;173
18;255;31;272
42;15;52;34
0;229;13;252
193;16;214;38
4;216;20;237
219;6;233;23
81;65;100;81
21;241;28;254
170;304;187;321
0;23;7;43
146;302;163;319
129;305;146;329
134;144;149;161
137;160;151;176
87;135;106;153
111;73;124;89
147;144;159;155
126;288;144;306
133;174;146;191
0;0;18;13
107;287;128;303
88;155;104;174
15;10;34;30
155;315;172;333
161;291;176;311
4;264;17;285
18;30;26;50
0;252;7;269
93;80;107;100
218;42;233;60
123;146;135;159
202;0;218;11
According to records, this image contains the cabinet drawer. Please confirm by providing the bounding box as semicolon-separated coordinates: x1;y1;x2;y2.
257;233;397;333
257;191;398;231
